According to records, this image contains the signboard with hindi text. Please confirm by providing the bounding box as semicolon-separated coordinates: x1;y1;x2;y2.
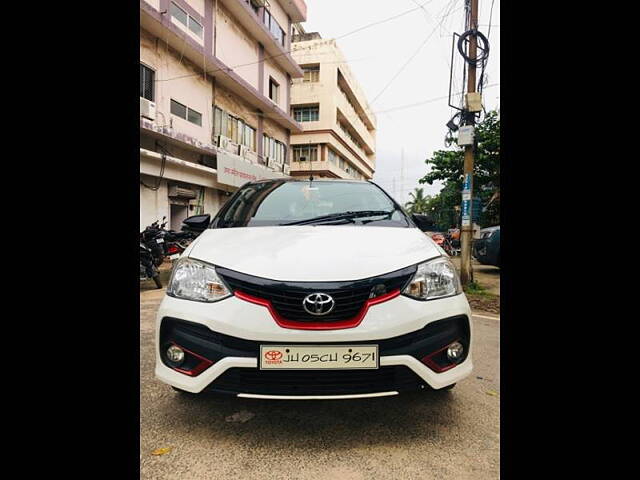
216;151;284;188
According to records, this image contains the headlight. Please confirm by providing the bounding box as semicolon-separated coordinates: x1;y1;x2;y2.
167;258;231;302
402;257;462;301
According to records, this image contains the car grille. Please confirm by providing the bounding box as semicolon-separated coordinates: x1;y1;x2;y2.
216;265;416;323
206;366;426;396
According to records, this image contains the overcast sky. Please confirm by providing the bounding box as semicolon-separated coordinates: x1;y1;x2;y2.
301;0;500;205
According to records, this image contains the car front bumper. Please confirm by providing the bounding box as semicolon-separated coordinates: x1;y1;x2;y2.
155;293;473;398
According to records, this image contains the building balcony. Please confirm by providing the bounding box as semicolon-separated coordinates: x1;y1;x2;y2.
335;94;375;153
289;160;343;178
140;0;302;133
220;0;304;78
279;0;307;23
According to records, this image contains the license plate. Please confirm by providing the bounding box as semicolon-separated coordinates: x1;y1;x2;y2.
156;238;164;244
259;345;378;370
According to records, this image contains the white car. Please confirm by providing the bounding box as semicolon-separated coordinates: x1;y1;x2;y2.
155;179;472;400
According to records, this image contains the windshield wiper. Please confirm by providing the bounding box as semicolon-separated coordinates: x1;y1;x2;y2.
280;210;395;226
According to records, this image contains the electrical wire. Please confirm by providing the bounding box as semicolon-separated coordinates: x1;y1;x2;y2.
486;0;496;40
140;141;171;191
369;0;463;105
373;83;498;114
155;0;434;84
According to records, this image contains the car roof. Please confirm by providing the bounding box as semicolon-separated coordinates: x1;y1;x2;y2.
251;177;371;185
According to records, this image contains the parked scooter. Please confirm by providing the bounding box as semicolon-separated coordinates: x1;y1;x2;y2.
140;242;162;288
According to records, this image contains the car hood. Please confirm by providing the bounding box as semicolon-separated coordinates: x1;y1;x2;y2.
187;226;442;281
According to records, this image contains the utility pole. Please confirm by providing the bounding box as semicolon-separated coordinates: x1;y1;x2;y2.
459;0;478;286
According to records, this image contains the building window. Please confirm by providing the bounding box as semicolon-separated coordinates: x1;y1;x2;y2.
264;9;285;46
140;64;154;101
339;121;364;152
328;148;341;165
171;99;202;126
293;145;318;163
213;106;256;151
293;106;319;122
263;135;287;164
170;2;203;38
302;65;320;83
269;78;279;103
246;0;260;14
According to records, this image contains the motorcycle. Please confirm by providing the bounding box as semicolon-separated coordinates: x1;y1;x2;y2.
140;242;162;289
431;232;456;257
140;214;210;272
140;219;167;267
163;214;210;260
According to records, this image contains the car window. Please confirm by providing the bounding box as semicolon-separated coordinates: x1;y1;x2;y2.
215;181;409;228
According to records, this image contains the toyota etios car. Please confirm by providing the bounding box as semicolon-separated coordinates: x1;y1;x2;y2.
156;179;472;400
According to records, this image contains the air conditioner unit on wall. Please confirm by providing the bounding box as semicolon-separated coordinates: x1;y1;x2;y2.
215;135;230;150
140;97;156;121
168;185;197;199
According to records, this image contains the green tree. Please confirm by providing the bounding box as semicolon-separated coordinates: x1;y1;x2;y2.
419;110;500;227
404;187;430;214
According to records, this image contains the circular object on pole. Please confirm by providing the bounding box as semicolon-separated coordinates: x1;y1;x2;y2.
457;29;490;66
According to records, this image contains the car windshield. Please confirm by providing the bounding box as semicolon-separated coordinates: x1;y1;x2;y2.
214;180;410;228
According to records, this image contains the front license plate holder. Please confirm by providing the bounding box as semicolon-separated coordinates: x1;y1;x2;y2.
259;345;379;370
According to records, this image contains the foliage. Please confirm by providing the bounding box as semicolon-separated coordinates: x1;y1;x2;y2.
404;187;430;214
418;110;500;228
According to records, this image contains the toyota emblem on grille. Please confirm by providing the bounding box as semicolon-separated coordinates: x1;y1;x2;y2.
302;293;335;316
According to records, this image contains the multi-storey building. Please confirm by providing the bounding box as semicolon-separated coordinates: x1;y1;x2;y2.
140;0;307;230
289;30;376;180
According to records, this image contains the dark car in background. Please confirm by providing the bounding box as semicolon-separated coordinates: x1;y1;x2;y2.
473;226;500;267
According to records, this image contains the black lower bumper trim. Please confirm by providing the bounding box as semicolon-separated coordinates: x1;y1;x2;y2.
159;315;470;369
206;366;427;396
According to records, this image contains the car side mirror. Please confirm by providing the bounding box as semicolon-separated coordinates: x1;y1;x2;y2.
412;213;435;232
182;214;211;233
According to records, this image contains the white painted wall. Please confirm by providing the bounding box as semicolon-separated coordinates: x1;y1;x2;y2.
203;187;223;216
216;3;260;90
264;58;288;111
140;175;170;231
185;0;205;17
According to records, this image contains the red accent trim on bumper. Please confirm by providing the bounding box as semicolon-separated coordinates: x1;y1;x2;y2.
420;339;461;373
234;289;401;330
170;342;214;376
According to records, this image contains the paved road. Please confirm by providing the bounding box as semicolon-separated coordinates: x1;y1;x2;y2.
140;286;500;480
450;257;500;296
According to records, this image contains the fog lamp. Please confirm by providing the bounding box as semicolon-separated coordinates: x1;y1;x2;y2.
166;345;185;364
446;342;464;362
